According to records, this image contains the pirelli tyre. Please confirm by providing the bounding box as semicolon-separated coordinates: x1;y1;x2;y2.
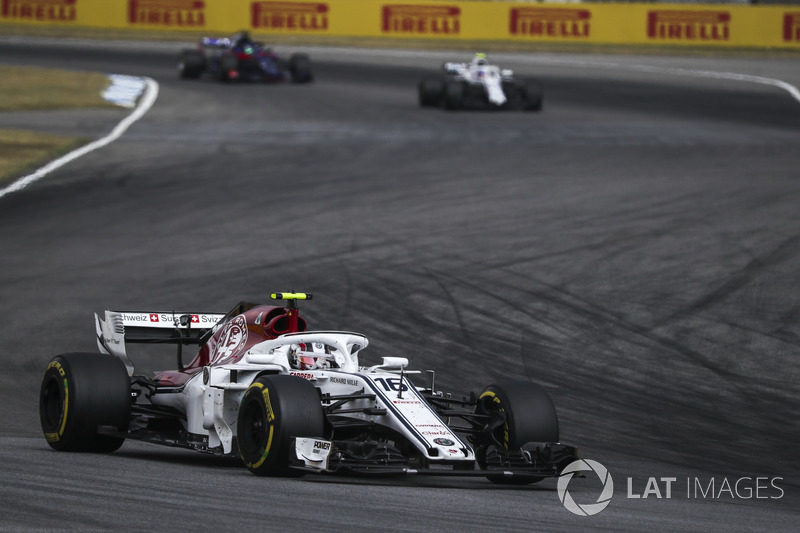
418;78;444;107
39;353;131;453
475;380;559;484
219;53;239;82
177;49;206;79
237;374;325;476
522;80;544;111
444;80;465;110
289;53;313;83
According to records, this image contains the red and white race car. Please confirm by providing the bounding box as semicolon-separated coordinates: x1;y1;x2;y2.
40;293;575;482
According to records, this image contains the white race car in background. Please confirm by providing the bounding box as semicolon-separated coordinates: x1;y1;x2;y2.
419;53;543;111
39;292;574;483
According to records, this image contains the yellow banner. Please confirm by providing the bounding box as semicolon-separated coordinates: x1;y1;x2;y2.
1;0;798;49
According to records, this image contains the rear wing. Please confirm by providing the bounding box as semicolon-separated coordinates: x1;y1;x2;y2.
95;310;226;376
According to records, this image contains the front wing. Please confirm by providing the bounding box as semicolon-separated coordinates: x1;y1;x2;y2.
291;437;578;479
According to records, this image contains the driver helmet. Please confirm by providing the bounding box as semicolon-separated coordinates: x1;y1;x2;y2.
232;31;252;48
290;343;331;370
473;53;488;66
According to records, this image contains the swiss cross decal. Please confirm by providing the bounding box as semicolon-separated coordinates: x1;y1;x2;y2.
149;314;159;322
191;315;199;323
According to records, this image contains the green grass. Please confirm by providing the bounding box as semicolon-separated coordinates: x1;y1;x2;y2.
0;65;113;186
0;65;114;111
1;21;797;188
0;129;84;182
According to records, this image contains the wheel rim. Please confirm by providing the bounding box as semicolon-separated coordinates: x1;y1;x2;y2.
239;398;268;458
41;375;64;432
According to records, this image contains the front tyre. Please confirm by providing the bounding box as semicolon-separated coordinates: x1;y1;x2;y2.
237;375;325;476
289;53;313;83
177;49;206;79
39;353;131;452
522;80;543;111
475;380;559;484
219;54;239;82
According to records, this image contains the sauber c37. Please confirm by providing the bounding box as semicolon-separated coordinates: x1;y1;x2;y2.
40;293;575;483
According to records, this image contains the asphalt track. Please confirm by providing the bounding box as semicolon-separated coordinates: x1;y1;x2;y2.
1;39;799;531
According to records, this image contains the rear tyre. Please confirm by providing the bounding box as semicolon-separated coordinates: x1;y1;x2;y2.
177;49;206;79
237;375;325;476
418;78;444;107
444;80;464;111
219;54;239;82
475;380;559;484
289;53;313;83
39;353;131;453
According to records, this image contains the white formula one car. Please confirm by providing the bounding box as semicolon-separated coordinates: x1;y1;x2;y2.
39;293;575;483
419;53;543;111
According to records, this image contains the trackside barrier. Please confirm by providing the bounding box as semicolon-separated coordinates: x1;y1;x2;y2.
1;0;799;49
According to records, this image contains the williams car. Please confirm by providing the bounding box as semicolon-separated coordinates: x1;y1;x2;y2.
419;53;542;111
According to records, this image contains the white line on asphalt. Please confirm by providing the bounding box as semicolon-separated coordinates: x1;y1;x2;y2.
0;76;159;199
509;55;800;105
309;47;800;106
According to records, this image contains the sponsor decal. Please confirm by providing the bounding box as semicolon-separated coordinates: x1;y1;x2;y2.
200;314;222;324
1;0;76;22
381;4;460;36
329;376;359;386
251;1;328;31
122;312;215;326
433;438;454;446
784;12;800;42
509;7;590;39
289;371;314;380
647;10;730;42
128;0;205;27
211;314;248;363
122;313;150;323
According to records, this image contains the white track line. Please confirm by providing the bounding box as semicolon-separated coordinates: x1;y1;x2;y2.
0;76;159;199
512;55;800;105
316;47;800;106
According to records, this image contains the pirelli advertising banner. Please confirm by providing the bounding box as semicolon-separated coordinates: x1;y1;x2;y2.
2;0;799;50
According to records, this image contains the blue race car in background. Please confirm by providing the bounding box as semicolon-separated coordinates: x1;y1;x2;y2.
178;31;312;83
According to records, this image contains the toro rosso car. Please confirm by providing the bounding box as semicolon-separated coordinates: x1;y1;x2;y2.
419;53;542;111
39;293;576;483
178;31;312;83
